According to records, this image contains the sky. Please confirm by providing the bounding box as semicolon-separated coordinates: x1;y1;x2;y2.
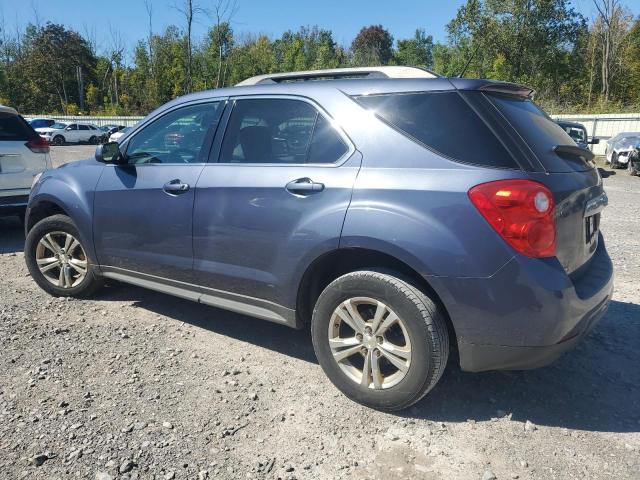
1;0;639;57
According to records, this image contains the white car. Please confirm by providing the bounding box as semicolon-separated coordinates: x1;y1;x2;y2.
108;126;133;143
605;132;640;168
0;105;52;219
37;122;102;146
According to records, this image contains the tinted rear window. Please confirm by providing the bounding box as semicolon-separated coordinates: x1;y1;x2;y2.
489;96;592;172
0;112;36;141
354;91;517;169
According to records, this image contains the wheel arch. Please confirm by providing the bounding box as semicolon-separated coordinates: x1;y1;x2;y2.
295;246;458;358
26;199;69;233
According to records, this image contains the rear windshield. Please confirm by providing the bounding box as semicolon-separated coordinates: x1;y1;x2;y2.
0;112;37;141
488;96;593;172
353;91;517;169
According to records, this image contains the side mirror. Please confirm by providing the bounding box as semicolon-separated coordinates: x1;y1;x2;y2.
589;138;600;145
65;126;72;131
95;142;124;164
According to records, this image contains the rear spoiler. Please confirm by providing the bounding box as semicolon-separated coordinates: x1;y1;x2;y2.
553;144;595;162
477;82;535;99
448;78;535;99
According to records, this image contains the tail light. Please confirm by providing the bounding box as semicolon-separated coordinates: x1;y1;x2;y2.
26;136;50;154
468;179;556;258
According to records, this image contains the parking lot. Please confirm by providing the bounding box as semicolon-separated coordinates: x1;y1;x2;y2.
0;146;638;479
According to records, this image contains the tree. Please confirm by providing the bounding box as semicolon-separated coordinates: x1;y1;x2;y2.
18;23;96;113
396;29;433;69
274;26;341;72
351;25;394;66
204;22;234;88
174;0;204;93
210;0;238;88
592;0;633;100
440;0;588;105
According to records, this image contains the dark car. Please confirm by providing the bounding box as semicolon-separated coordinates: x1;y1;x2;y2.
28;118;56;130
627;143;640;176
556;120;599;150
23;67;613;411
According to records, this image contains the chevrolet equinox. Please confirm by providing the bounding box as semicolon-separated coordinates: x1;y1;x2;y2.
24;67;613;410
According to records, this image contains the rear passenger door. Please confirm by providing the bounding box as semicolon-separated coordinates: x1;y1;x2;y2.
192;96;361;315
64;124;80;143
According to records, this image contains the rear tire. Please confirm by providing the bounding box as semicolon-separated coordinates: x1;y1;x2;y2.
311;270;449;411
25;214;103;298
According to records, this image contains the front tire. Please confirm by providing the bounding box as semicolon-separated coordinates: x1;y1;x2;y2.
629;158;638;176
52;135;65;146
311;271;449;411
25;214;103;297
89;135;98;145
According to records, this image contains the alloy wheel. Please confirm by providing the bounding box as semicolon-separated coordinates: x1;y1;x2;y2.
328;297;412;390
35;231;88;288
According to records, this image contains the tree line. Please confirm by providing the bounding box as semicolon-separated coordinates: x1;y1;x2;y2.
0;0;638;116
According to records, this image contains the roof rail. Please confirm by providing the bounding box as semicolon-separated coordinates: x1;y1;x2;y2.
235;66;438;86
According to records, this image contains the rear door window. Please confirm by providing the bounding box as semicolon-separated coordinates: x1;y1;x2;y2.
353;91;517;169
0;112;37;141
488;96;592;172
219;98;348;164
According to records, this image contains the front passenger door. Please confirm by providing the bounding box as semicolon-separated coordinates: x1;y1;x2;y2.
93;100;225;282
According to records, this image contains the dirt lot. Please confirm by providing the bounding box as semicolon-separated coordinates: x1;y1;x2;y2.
1;146;638;480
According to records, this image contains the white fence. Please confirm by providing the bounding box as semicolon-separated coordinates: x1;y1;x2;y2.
551;113;640;155
26;115;144;128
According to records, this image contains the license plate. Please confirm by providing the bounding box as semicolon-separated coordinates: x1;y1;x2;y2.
585;214;600;244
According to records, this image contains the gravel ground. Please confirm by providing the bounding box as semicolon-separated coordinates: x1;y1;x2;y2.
1;148;638;480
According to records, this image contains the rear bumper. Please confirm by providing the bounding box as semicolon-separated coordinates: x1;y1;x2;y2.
431;234;613;372
458;292;610;371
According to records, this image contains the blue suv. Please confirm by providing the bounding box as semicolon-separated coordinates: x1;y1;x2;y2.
24;67;613;410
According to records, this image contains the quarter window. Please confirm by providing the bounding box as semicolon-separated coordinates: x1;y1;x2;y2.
126;102;223;164
354;91;517;169
219;98;348;164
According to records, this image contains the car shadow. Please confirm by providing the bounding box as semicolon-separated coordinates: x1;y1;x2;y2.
598;167;616;178
99;282;317;363
0;216;25;254
4;216;637;434
100;282;639;434
409;299;640;434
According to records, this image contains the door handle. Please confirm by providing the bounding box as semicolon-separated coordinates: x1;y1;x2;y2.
163;179;190;194
285;178;325;195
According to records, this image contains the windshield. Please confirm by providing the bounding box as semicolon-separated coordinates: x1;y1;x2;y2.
51;123;67;129
617;136;640;149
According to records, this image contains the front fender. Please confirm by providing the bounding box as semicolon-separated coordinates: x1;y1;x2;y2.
27;160;104;261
